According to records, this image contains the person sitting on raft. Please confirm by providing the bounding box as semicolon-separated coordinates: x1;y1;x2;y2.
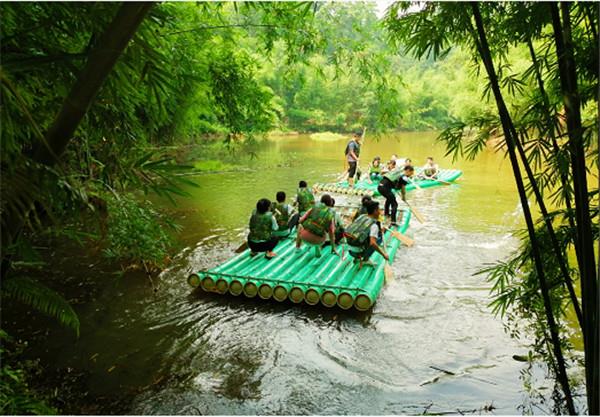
295;180;315;215
352;195;372;221
296;194;339;257
290;180;315;229
323;198;344;246
419;156;439;179
344;200;389;268
377;161;415;226
367;156;383;183
271;191;296;238
248;198;280;259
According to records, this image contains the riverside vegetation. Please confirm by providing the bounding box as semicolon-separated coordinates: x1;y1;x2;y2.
0;2;597;414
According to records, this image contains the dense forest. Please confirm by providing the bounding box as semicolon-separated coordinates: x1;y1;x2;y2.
1;1;597;415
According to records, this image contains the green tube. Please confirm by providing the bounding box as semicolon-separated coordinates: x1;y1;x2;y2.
215;277;230;294
348;235;391;310
200;275;216;292
188;272;202;288
258;282;273;300
243;280;259;298
335;257;374;310
319;258;359;307
190;247;249;290
288;253;340;303
354;256;387;311
269;247;314;302
353;221;406;310
229;242;296;296
229;278;245;296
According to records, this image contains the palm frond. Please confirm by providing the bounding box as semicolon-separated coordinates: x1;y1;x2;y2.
2;277;80;337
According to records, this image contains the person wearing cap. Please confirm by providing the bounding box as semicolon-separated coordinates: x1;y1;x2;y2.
344;131;362;188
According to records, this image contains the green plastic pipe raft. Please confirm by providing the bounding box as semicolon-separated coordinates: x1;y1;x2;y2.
314;168;462;197
188;208;412;311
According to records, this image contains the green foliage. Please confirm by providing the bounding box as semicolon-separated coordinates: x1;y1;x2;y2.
0;331;56;415
384;2;598;412
103;195;177;269
1;277;80;337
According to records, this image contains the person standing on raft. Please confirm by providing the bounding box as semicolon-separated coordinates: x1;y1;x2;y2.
344;200;389;268
344;131;362;188
377;161;415;226
248;198;280;259
296;194;339;257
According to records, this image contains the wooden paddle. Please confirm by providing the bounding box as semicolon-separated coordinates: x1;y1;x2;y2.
384;227;415;247
235;241;248;253
381;236;394;283
407;177;423;190
421;174;451;185
404;201;426;224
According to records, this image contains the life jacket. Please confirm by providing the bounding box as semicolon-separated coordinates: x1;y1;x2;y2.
270;202;289;230
301;203;334;237
297;188;315;213
344;140;361;157
383;167;404;182
344;214;379;248
352;204;368;221
248;210;273;241
370;164;381;174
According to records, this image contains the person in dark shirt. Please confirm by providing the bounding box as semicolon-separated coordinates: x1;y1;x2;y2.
344;131;362;188
377;163;415;226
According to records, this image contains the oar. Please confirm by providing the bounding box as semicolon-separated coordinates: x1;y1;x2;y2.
421;174;451;185
383;227;415;247
381;235;394;283
404;201;426;224
235;241;248;253
407;177;423;190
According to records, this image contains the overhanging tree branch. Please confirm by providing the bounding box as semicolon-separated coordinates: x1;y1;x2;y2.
34;2;154;166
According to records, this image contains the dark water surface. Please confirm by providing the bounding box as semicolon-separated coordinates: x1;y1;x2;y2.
18;132;562;414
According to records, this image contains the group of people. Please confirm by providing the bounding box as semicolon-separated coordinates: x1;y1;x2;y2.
343;131;440;225
245;131;443;268
247;181;389;268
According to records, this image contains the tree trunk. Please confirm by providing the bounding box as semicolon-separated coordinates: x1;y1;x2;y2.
2;3;154;278
511;37;583;330
470;3;576;414
550;3;598;414
34;2;154;165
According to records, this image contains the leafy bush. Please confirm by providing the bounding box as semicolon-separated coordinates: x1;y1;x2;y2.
0;330;56;415
103;195;177;270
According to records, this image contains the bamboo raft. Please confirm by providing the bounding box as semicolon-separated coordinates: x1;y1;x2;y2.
188;208;411;311
314;168;463;196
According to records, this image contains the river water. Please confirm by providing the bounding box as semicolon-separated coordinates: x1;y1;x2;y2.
15;132;565;414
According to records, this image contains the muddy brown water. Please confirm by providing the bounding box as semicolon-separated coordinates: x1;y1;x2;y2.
7;132;582;414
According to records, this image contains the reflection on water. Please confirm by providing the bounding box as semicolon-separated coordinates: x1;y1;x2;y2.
22;132;564;414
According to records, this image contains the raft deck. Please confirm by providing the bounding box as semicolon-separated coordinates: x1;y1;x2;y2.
314;168;462;196
188;208;411;311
